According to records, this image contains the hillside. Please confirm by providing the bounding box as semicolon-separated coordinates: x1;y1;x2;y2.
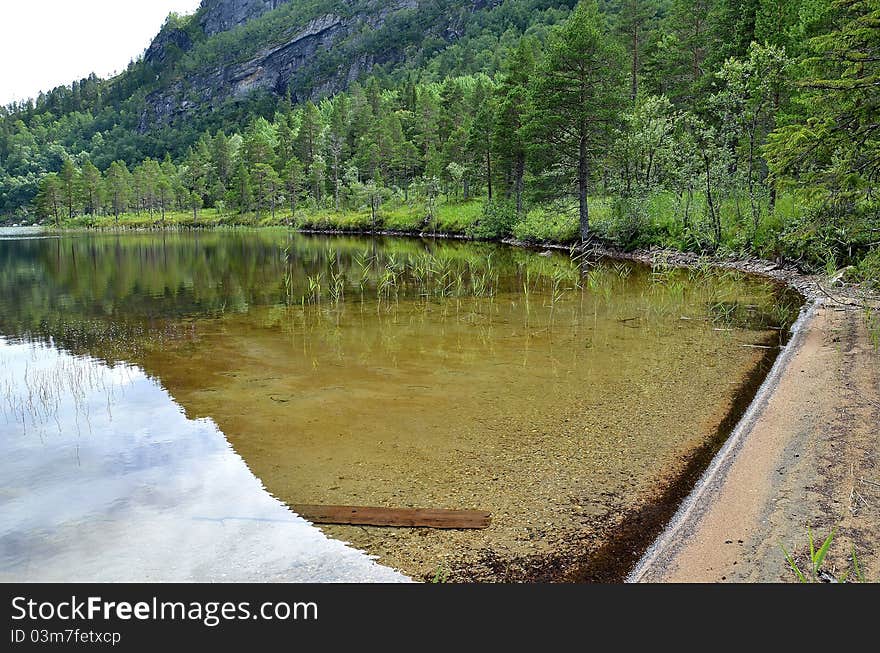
139;0;562;130
1;0;879;284
0;0;574;213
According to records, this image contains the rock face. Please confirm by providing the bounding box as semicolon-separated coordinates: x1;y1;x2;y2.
198;0;293;36
144;27;193;67
138;0;499;132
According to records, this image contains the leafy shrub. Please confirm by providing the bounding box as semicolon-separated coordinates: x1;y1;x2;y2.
849;248;880;286
598;195;649;249
467;199;517;239
512;205;579;243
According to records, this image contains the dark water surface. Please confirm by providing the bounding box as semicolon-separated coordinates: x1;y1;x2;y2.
0;229;800;581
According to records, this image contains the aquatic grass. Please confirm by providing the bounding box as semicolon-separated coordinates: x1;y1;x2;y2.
707;301;739;326
687;256;715;284
612;262;632;279
328;268;345;304
2;351;125;439
282;243;295;306
305;273;323;305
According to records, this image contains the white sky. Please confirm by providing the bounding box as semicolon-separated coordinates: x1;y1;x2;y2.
0;1;203;105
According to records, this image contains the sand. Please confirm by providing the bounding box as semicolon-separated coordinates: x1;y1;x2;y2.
631;302;880;583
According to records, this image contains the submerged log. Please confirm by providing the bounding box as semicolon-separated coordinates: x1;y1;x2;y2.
293;505;491;529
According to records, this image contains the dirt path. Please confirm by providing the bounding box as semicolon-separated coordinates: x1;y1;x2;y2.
631;302;880;582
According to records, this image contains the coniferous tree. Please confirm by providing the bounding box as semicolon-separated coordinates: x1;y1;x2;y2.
80;160;103;215
105;161;131;224
616;0;661;102
526;0;627;240
494;37;538;217
766;0;880;232
59;158;79;220
35;172;62;225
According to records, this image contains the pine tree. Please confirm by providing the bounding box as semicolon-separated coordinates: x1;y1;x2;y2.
525;1;627;240
105;161;131;224
494;37;538;217
35;173;63;225
80;160;103;215
617;0;660;102
211;131;233;192
766;0;880;214
655;0;715;107
140;158;161;218
59;158;79;219
230;160;254;216
284;158;304;217
327;96;350;212
467;79;497;201
181;147;208;223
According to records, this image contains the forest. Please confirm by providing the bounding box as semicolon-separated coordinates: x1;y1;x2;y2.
1;0;878;282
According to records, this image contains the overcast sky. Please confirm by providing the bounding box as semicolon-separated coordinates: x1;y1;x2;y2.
0;1;203;105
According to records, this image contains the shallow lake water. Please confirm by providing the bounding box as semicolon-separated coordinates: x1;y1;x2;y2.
0;229;801;581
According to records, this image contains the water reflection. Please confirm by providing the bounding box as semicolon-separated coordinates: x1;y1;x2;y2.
0;338;407;582
0;230;802;582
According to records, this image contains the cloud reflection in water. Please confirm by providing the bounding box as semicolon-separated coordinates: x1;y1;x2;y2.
0;338;408;582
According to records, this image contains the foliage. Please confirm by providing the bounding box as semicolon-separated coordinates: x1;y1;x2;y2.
781;526;868;583
512;204;581;243
0;0;877;277
524;0;627;239
468;199;517;239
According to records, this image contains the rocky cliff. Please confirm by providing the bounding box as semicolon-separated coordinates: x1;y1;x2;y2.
198;0;293;36
138;0;501;132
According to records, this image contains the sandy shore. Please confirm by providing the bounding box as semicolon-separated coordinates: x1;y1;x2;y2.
630;300;880;582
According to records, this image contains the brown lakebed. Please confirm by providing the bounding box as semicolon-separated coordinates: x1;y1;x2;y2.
0;230;801;581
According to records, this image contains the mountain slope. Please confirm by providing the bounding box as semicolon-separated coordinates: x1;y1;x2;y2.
0;0;575;216
137;0;576;131
140;0;424;130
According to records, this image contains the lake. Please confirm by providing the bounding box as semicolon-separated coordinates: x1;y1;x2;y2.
0;229;801;582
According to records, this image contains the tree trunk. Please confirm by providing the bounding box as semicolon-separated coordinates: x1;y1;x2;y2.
631;28;639;102
486;149;493;201
769;89;780;214
748;129;758;239
704;154;719;246
579;136;590;241
334;155;340;212
514;151;525;218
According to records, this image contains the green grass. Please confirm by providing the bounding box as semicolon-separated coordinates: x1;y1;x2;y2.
781;526;868;583
294;208;374;231
275;198;481;234
58;208;228;229
512;204;580;243
380;203;427;231
850;248;880;288
45;191;880;287
432;199;483;233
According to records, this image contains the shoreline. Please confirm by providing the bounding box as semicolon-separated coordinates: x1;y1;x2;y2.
629;299;879;582
13;223;875;583
627;302;819;582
